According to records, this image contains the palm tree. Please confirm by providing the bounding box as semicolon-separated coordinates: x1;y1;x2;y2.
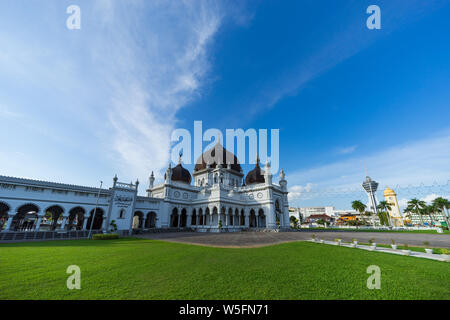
432;197;450;229
352;201;370;225
421;205;436;227
377;201;392;226
403;206;413;225
407;198;426;226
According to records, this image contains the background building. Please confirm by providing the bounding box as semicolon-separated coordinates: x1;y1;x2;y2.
362;175;379;214
384;187;404;227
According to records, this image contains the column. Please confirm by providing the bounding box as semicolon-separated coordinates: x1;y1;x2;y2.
142;218;146;230
101;216;107;232
225;214;228;227
245;212;249;227
203;214;206;226
60;215;68;230
4;214;14;232
83;215;89;230
256;213;259;228
177;214;181;228
187;214;192;227
35;215;43;232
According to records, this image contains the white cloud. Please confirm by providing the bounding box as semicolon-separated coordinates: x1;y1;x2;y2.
288;183;314;201
289;129;450;191
0;1;240;188
336;145;357;155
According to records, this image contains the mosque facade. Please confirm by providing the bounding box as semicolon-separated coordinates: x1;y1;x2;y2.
0;143;290;238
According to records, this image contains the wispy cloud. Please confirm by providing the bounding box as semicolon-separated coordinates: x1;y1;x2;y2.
288;129;450;192
0;0;241;188
336;145;357;155
242;0;446;119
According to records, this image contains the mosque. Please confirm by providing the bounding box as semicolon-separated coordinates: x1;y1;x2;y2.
0;143;290;240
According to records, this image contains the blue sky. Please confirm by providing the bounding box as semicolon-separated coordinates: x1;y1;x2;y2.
1;0;449;209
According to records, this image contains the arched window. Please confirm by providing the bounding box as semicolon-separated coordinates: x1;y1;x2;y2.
119;209;125;219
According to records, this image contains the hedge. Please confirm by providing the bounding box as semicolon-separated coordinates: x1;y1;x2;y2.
92;233;120;240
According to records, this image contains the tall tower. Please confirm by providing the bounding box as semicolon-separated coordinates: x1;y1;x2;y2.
362;175;378;214
384;187;404;227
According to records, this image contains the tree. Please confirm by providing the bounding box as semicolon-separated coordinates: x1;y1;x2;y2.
290;216;298;228
407;198;426;226
377;201;392;226
432;197;450;229
403;206;413;225
352;200;372;225
316;219;326;226
352;200;366;214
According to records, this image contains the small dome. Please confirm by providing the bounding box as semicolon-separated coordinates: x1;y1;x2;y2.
194;142;242;172
384;187;396;197
171;163;192;184
245;158;265;185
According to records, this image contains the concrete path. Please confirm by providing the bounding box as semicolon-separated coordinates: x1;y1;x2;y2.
136;231;450;248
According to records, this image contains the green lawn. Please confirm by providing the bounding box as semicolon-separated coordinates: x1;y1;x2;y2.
0;238;449;300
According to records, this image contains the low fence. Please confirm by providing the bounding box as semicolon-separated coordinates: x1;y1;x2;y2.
0;229;130;242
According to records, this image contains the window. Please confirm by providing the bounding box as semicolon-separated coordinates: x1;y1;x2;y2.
119;209;125;219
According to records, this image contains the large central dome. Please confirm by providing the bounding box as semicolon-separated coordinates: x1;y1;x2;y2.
194;142;242;173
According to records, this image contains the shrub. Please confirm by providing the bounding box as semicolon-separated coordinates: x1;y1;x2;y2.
423;241;430;248
391;239;396;245
403;243;409;249
92;233;119;240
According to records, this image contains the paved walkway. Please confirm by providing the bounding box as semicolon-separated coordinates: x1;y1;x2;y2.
136;230;450;248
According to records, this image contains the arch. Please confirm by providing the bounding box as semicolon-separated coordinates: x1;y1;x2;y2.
249;209;257;228
206;207;211;225
0;202;11;231
258;208;266;228
275;199;282;226
146;212;157;228
198;208;204;225
86;208;104;230
12;203;40;231
191;209;197;226
68;206;85;230
170;208;179;227
44;205;64;231
228;207;233;226
180;208;187;227
234;208;239;226
133;211;144;229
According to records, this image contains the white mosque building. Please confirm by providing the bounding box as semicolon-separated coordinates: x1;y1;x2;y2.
0;143;290;240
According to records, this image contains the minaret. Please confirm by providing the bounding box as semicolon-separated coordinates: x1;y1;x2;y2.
165;163;172;184
146;172;154;197
264;160;272;185
279;168;287;191
362;175;378;214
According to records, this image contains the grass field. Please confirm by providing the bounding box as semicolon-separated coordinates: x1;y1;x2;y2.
1;238;449;300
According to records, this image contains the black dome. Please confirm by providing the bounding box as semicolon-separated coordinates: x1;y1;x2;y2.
194;142;242;173
245;160;265;185
170;163;192;184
